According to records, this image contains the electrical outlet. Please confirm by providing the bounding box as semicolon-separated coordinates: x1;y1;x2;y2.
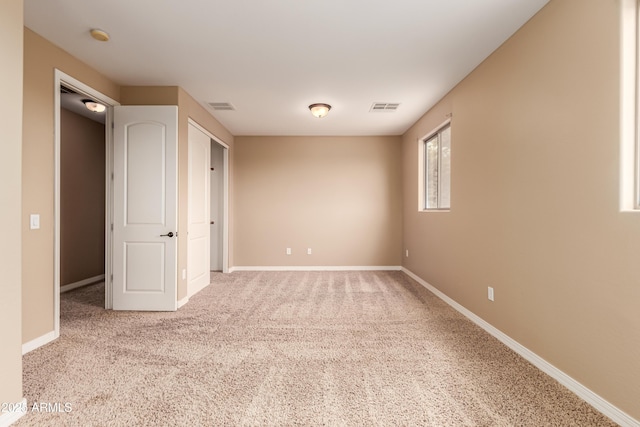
286;248;292;255
488;286;494;301
405;249;409;257
182;269;186;280
307;248;312;255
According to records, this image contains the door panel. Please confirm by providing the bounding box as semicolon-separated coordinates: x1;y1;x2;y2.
113;106;177;311
187;123;211;297
124;243;165;292
125;123;166;224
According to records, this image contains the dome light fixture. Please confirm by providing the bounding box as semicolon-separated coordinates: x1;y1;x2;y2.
82;99;106;113
90;29;110;42
309;103;331;118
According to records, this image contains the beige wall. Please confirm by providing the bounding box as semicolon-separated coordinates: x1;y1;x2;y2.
60;109;106;285
234;136;402;267
119;85;178;106
0;0;24;408
402;0;640;419
22;29;120;343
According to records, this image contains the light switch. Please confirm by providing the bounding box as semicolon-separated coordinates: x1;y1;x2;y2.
30;214;40;230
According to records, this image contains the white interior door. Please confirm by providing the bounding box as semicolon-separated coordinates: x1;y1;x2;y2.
187;123;210;297
112;106;178;311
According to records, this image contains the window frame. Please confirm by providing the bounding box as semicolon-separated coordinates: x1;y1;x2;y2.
635;0;640;209
418;119;451;212
621;0;640;211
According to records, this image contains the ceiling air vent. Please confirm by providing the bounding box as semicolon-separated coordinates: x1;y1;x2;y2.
60;85;77;95
370;103;400;112
207;102;236;111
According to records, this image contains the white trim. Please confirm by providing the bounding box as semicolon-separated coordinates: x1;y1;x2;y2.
187;122;212;297
105;99;115;310
54;70;120;337
188;119;230;149
177;296;190;308
0;398;27;427
418;118;452;212
419;118;452;212
60;274;105;293
187;118;231;274
401;267;640;427
419;118;452;143
230;266;402;272
22;331;56;355
620;0;639;211
222;148;230;274
188;281;210;299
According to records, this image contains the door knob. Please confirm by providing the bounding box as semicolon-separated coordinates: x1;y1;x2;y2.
160;232;174;238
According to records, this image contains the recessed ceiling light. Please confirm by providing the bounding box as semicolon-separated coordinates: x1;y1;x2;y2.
90;29;110;42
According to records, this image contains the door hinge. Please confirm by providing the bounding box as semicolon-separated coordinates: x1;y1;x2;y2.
110;223;114;231
110;274;113;283
111;172;114;180
111;122;114;129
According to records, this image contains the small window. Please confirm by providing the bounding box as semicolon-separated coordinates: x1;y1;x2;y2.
635;0;640;209
621;0;640;210
422;123;451;210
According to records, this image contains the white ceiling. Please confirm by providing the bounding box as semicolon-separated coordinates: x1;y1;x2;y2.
24;0;550;136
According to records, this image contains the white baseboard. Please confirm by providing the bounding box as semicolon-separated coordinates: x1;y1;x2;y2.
401;267;640;427
230;266;402;272
188;281;210;299
177;296;189;309
60;274;105;293
22;330;57;355
0;398;27;427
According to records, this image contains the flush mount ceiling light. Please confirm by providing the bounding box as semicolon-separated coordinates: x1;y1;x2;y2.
90;29;110;42
309;103;331;118
82;99;106;113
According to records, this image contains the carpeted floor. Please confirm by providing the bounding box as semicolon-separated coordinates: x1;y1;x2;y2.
18;271;616;426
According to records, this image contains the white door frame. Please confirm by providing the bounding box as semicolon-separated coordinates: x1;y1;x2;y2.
187;122;211;298
187;118;230;274
54;70;119;337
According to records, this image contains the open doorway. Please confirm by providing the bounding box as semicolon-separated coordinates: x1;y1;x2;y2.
59;84;106;296
54;70;119;337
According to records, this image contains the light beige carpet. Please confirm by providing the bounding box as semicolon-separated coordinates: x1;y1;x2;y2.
18;271;616;426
